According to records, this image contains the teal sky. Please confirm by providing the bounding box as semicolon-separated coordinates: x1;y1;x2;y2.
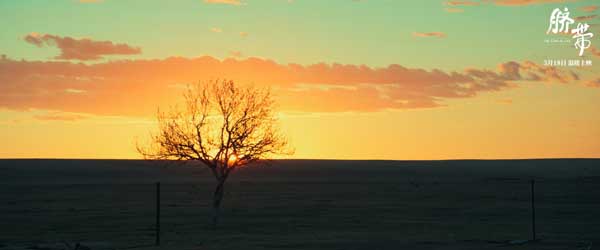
1;0;598;71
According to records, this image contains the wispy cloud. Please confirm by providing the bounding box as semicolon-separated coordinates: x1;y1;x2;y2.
443;0;479;12
574;14;598;21
204;0;244;6
579;5;598;12
412;32;447;38
444;0;579;8
210;27;223;33
23;33;141;61
496;98;513;104
229;50;243;58
590;46;600;57
445;0;480;6
585;78;600;88
33;111;87;121
64;88;87;94
492;0;578;6
445;7;465;13
239;31;249;37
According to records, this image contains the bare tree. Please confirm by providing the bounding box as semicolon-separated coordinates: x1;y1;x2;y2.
138;79;290;228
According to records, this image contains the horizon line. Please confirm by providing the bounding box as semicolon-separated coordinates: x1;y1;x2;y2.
1;157;599;161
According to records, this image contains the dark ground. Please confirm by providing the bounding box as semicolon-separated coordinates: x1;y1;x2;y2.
0;159;598;249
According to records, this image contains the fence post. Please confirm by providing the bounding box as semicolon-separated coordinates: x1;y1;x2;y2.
156;182;161;246
530;179;536;241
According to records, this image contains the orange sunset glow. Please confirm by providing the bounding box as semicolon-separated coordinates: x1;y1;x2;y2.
1;0;599;160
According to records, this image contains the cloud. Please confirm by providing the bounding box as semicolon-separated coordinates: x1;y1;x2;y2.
445;1;480;6
204;0;243;6
413;32;447;38
492;0;578;6
239;32;249;37
579;5;598;12
229;50;243;58
585;78;600;88
496;98;513;104
441;0;581;13
23;33;141;61
574;14;598;21
445;0;578;8
78;0;103;3
0;55;581;116
64;88;87;94
33;112;87;121
443;0;478;12
590;46;600;57
210;27;223;33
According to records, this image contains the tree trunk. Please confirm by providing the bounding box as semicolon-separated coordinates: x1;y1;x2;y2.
211;179;226;229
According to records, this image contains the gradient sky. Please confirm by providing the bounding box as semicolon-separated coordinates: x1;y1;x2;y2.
1;0;599;159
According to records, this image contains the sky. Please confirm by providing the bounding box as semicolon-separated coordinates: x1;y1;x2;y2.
0;0;599;160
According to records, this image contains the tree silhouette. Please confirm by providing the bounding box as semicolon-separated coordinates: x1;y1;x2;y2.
138;79;290;228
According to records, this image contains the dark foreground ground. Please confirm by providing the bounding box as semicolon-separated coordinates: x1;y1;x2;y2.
0;159;599;250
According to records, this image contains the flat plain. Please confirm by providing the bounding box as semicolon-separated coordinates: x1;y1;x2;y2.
0;159;598;250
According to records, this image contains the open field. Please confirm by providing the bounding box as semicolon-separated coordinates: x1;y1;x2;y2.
0;159;599;249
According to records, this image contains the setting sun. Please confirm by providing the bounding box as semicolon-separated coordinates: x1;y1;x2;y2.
228;154;238;165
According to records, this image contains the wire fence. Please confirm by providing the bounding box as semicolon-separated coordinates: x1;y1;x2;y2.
1;176;598;249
